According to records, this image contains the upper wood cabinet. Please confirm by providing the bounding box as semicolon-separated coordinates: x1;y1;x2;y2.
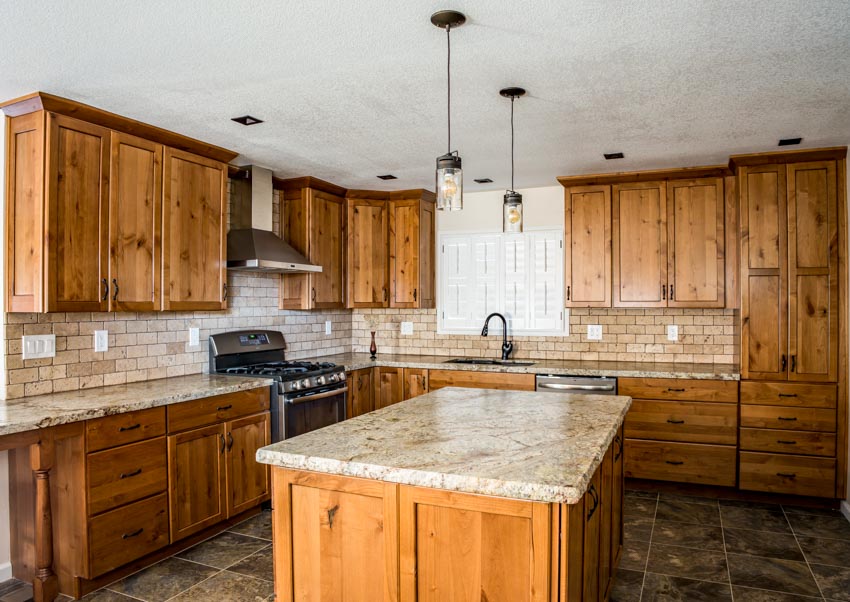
280;186;346;310
346;197;389;308
388;191;436;309
565;185;611;307
740;160;839;382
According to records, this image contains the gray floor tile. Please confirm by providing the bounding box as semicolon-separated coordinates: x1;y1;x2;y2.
109;556;218;602
625;489;659;500
641;573;732;601
168;570;273;602
655;499;721;526
620;538;650;571
227;545;274;582
652;519;724;551
646;543;729;582
798;535;850;567
228;510;272;541
810;563;850;601
610;568;644;602
727;553;821;596
624;495;657;518
723;527;805;561
783;504;845;517
658;492;720;506
177;531;269;570
0;581;28;598
720;505;792;533
82;591;140;602
720;499;781;511
787;513;850;540
0;582;32;602
732;586;823;601
624;515;654;542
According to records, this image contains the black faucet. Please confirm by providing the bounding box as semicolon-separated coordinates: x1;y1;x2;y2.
481;312;514;361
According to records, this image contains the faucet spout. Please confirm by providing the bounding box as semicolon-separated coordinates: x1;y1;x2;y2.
481;313;514;361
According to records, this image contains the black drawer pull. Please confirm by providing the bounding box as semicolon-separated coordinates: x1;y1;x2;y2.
777;416;798;421
122;528;144;540
120;468;142;479
667;388;685;392
217;404;233;411
665;460;684;466
778;393;798;398
776;472;797;479
777;440;797;445
614;434;623;461
119;423;141;432
666;419;685;424
586;484;600;520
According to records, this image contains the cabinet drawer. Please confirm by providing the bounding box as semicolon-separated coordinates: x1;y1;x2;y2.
86;407;166;452
740;405;836;432
167;388;270;433
624;439;736;486
625;400;737;445
618;378;737;403
740;382;836;408
427;370;536;391
740;428;836;457
739;452;836;498
88;492;169;577
87;437;167;516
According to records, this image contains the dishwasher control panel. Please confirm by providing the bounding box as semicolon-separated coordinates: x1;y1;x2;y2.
535;375;617;395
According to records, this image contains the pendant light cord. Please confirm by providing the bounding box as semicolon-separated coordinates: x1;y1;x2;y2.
510;96;515;191
446;24;451;154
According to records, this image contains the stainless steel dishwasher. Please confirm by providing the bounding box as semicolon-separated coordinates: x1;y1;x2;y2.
535;374;617;395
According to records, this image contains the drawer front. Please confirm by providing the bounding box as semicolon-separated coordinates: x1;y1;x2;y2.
167;388;270;433
86;407;166;452
740;382;837;408
88;492;169;577
624;439;736;486
739;428;837;457
87;437;168;516
618;377;738;403
625;400;737;445
739;452;836;498
427;370;536;392
740;405;836;432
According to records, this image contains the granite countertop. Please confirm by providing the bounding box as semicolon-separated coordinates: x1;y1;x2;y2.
0;374;275;437
314;352;740;381
257;387;631;504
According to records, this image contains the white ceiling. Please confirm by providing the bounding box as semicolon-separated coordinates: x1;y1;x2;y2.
2;1;849;191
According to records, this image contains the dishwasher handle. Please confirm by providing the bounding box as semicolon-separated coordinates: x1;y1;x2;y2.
537;382;616;392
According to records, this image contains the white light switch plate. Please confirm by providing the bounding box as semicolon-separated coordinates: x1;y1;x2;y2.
587;325;603;341
94;330;108;353
400;321;414;335
325;321;332;335
667;324;679;341
189;327;200;347
22;334;56;360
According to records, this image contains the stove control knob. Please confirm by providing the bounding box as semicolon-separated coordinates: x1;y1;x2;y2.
329;373;338;382
290;381;300;391
301;378;311;389
317;376;326;385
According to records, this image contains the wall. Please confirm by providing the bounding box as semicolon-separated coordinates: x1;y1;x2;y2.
0;111;10;581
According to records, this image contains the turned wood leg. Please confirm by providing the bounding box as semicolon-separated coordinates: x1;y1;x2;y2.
30;436;59;602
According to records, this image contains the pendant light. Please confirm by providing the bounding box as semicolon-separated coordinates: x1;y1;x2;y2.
431;10;466;211
500;87;525;232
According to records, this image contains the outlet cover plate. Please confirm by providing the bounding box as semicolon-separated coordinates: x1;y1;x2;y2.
401;321;414;336
587;325;603;341
667;324;679;341
325;321;332;335
94;330;109;353
22;334;56;360
189;327;200;347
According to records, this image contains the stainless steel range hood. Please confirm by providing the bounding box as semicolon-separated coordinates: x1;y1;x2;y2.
227;166;322;273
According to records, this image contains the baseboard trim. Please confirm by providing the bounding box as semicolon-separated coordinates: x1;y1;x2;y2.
842;500;850;523
0;561;12;582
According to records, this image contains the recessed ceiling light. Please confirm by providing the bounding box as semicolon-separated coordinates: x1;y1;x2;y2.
377;174;397;180
604;152;625;160
474;178;493;184
778;137;802;146
231;115;264;126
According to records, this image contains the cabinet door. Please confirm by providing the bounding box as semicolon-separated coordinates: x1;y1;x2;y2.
612;429;624;572
376;367;404;409
599;446;614;600
167;423;226;541
787;161;838;382
347;368;375;418
419;200;436;308
740;165;788;380
389;199;421;308
667;178;725;307
403;368;428;400
565;185;611;307
582;470;602;602
310;189;345;308
226;413;270;517
162;147;226;310
281;187;310;309
613;181;667;307
46;114;110;312
109;132;162;311
346;199;388;307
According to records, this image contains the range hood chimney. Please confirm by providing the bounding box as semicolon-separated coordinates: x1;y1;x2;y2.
227;166;322;273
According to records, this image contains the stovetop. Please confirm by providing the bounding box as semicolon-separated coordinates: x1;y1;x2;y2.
221;361;338;378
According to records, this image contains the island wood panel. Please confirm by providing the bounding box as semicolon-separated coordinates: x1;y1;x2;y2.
5;111;45;312
739;428;837;457
666;178;725;307
611;428;624;575
624;399;738;445
402;368;428;400
582;470;601;602
162;147;226;310
613;181;667;307
108;131;161;311
309;189;345;308
376;367;404;409
787;161;838;382
740;164;788;380
399;485;551;602
599;446;614;601
47;113;110;312
739;452;836;498
624;440;737;486
618;377;738;403
346;198;389;307
226;413;271;517
739;405;836;432
273;470;399;602
564;185;611;307
86;437;167;516
347;368;376;418
427;369;535;392
739;382;837;408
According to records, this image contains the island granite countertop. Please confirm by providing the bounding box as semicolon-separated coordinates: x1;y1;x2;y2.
257;386;631;504
0;374;274;437
311;352;739;381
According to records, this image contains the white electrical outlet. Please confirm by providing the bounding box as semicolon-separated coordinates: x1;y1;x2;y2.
189;327;200;347
94;330;109;353
22;334;56;360
400;321;414;336
587;325;603;341
667;324;679;341
325;321;332;335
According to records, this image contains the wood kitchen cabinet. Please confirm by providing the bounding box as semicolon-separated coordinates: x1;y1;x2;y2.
389;191;436;309
376;366;404;409
565;185;612;307
226;412;271;517
347;367;376;418
346;196;389;307
403;368;428;400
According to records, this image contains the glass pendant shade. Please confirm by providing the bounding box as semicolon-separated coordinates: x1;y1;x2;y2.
503;191;523;232
436;153;463;211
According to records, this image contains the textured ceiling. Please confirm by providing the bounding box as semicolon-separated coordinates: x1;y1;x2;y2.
2;1;849;191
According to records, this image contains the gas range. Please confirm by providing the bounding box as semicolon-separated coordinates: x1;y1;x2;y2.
220;361;343;393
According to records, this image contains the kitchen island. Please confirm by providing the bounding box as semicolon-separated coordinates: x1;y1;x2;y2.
257;386;631;602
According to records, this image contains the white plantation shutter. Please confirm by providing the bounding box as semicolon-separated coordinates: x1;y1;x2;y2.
471;235;500;323
502;234;527;332
530;232;564;331
440;236;473;330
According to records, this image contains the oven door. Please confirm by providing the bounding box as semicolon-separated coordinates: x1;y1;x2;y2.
280;385;347;440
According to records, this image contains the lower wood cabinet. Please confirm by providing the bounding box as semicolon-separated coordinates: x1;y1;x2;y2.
347;367;376;417
227;412;271;516
427;369;536;391
739;452;836;497
624;439;737;486
376;366;404;409
403;368;428;400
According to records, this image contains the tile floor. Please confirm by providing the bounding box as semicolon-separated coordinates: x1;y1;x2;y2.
2;493;850;602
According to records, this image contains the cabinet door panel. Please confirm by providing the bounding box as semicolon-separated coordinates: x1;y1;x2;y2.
162;148;226;310
310;190;345;308
746;168;784;270
745;275;786;377
109;132;161;311
347;199;388;307
403;368;428;400
347;368;375;418
389;200;420;307
376;367;404;409
613;182;667;307
47;114;109;311
419;200;436;308
582;470;601;602
565;185;611;307
227;413;270;517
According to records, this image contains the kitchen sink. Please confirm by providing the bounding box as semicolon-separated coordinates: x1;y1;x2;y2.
444;358;536;366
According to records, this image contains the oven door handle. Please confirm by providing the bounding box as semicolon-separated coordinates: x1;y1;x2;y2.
537;383;615;392
285;386;348;404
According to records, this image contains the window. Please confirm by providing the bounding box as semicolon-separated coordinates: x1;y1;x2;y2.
438;230;565;335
